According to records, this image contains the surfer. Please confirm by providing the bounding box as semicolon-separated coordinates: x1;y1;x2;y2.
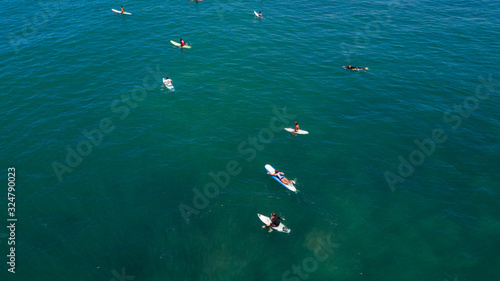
258;12;263;18
164;76;172;86
120;6;125;13
347;65;367;70
180;38;186;47
262;212;284;229
293;122;299;132
268;169;295;185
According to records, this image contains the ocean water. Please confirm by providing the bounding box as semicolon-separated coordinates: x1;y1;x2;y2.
1;0;499;280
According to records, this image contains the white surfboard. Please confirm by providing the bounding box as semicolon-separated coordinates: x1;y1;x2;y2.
265;164;297;192
254;11;262;18
285;128;309;135
170;40;191;49
112;9;132;15
163;78;175;91
258;214;290;233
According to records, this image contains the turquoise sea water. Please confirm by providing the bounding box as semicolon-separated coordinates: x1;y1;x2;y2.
1;0;499;280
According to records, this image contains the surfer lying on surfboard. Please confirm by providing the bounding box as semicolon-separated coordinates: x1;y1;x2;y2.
345;65;368;70
268;169;295;185
262;212;284;229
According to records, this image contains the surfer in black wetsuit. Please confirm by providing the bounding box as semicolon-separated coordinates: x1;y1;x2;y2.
346;65;368;70
262;212;285;229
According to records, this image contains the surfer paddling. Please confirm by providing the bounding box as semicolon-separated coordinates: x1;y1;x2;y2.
346;65;368;70
262;212;284;229
268;169;295;185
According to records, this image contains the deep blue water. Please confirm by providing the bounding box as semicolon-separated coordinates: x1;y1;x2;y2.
1;0;499;280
